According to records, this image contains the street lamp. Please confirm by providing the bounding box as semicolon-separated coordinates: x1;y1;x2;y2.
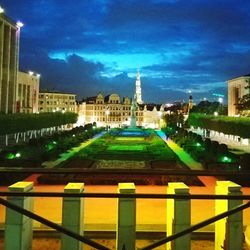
105;109;110;129
16;21;24;28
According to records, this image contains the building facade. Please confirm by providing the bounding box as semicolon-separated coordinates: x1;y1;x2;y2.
78;93;164;128
39;91;76;113
228;74;250;116
0;12;20;113
17;71;40;113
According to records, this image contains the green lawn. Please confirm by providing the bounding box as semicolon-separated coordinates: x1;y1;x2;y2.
107;145;145;151
76;128;177;162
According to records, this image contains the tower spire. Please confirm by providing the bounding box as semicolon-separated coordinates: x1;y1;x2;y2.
135;69;143;104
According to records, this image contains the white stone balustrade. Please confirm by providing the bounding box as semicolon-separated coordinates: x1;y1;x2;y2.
167;182;191;250
116;182;136;250
4;181;34;250
215;181;243;250
61;182;84;250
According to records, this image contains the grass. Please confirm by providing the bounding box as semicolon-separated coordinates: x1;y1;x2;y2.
75;128;177;162
107;145;145;151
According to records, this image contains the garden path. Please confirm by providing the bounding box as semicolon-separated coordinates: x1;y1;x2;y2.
156;130;217;187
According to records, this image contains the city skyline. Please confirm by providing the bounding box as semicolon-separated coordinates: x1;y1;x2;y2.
1;0;250;103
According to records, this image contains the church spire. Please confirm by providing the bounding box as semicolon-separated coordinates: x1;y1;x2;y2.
135;69;143;104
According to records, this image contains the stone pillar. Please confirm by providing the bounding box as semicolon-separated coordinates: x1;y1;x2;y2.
167;182;190;250
4;181;34;250
116;183;136;250
215;181;242;250
61;183;84;250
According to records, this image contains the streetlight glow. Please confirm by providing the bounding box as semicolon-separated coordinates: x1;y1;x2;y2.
28;71;34;76
16;21;24;28
0;6;4;13
218;97;223;104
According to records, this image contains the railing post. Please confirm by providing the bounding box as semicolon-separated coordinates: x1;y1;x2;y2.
215;181;242;250
61;183;84;250
116;183;136;250
167;182;190;250
4;181;34;250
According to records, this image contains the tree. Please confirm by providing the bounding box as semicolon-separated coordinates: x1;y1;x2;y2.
191;101;227;115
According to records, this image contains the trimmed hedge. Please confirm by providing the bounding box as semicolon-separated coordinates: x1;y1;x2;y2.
187;113;250;138
0;112;78;135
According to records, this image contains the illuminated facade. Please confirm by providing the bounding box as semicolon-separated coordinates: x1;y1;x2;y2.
78;93;164;128
228;74;250;116
39;91;76;113
0;12;20;113
17;71;40;113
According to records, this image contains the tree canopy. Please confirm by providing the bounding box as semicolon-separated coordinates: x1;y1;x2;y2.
0;112;78;135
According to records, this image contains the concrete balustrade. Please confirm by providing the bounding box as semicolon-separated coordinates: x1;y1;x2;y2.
4;181;34;250
61;182;84;250
166;182;191;250
215;181;243;250
116;182;136;250
1;181;246;250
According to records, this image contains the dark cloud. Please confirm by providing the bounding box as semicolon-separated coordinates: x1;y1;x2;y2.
1;0;250;103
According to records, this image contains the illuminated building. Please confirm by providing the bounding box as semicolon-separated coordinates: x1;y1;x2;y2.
0;11;21;113
228;74;250;116
16;71;40;113
39;91;76;113
77;93;164;128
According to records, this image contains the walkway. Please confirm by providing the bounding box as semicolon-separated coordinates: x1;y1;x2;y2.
156;130;217;186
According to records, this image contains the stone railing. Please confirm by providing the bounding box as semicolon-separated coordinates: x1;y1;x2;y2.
1;180;248;250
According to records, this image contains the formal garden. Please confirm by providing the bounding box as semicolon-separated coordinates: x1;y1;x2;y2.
37;128;203;186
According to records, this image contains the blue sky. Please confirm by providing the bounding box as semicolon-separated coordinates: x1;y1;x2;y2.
1;0;250;103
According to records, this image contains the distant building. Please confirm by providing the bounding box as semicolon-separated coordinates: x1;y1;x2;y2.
0;11;21;113
77;93;163;129
39;91;76;113
17;71;40;113
228;74;250;116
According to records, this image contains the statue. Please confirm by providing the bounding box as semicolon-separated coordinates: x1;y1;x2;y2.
130;94;137;128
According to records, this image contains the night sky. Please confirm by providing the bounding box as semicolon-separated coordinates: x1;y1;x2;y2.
1;0;250;103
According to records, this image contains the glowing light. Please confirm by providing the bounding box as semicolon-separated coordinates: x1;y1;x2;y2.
28;71;34;76
0;6;4;13
105;110;110;115
72;134;76;137
214;111;218;116
6;153;15;160
16;21;24;28
15;152;21;158
196;143;201;147
218;97;223;104
36;74;41;78
221;156;232;163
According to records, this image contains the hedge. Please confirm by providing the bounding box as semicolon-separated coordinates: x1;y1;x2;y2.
187;113;250;138
0;112;78;135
